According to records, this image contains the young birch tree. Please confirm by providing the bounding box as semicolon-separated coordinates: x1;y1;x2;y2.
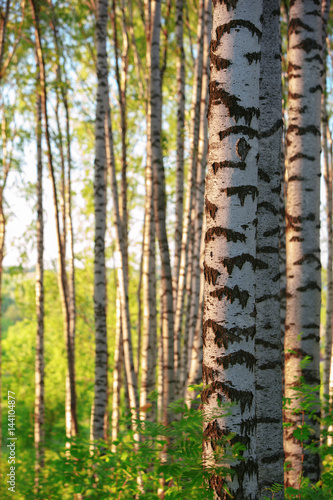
34;89;44;488
92;0;108;441
284;0;322;487
203;1;261;498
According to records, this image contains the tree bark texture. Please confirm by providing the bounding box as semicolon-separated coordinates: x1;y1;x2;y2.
203;1;262;498
34;91;44;487
256;1;283;497
284;0;322;487
150;0;175;424
30;0;78;439
93;0;109;442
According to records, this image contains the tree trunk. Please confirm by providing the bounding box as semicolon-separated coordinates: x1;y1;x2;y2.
284;0;322;487
203;1;262;498
173;0;185;302
256;1;284;497
92;0;108;442
30;0;78;439
174;0;205;379
150;0;175;424
34;90;44;489
0;0;10;79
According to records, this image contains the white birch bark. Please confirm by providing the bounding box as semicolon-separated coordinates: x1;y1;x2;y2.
30;0;78;440
173;0;185;303
203;1;261;497
255;1;283;496
174;0;205;377
34;90;44;488
92;0;109;442
150;0;175;423
284;0;322;487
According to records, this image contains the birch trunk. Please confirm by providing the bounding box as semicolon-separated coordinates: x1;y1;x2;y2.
203;1;261;497
173;0;185;301
284;0;322;487
92;0;108;442
256;1;283;496
105;87;139;434
150;0;175;424
174;0;205;377
34;91;44;488
30;0;78;439
184;0;211;398
111;287;122;451
321;0;331;408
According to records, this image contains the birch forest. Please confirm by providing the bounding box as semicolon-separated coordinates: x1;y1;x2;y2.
2;0;333;498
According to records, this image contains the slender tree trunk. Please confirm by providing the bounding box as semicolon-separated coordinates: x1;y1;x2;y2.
321;0;332;416
92;0;109;443
284;0;322;487
173;0;185;301
255;2;284;497
150;0;175;424
174;0;205;385
34;90;44;490
30;0;78;439
203;1;262;498
111;287;122;452
183;0;211;399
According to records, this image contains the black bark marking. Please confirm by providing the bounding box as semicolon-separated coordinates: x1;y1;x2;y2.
221;253;267;274
288;175;304;182
205;197;218;219
284;348;309;362
256;293;280;303
305;53;323;64
236;137;251;161
263;226;279;237
293;38;322;54
289;92;303;99
305;9;321;16
209;81;260;125
289;153;315;163
256;339;280;350
210;52;232;70
202;363;219;382
205;226;246;243
296;281;321;292
288;62;301;72
201;380;254;413
286;211;316;230
203;319;255;349
211;285;250;308
259;118;283;138
245;51;261;64
288;18;313;36
303;323;319;329
258;360;282;370
211;20;262;52
216;350;256;371
219;125;259;141
257;201;279;215
212;0;238;10
212;160;246;173
294;253;321;268
204;263;221;285
309;85;322;93
258;168;270;182
287;124;320;138
221;185;258;205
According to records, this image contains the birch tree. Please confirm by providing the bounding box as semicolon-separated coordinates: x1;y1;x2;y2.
92;0;109;442
284;0;322;487
256;1;283;496
203;1;261;497
34;89;44;488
